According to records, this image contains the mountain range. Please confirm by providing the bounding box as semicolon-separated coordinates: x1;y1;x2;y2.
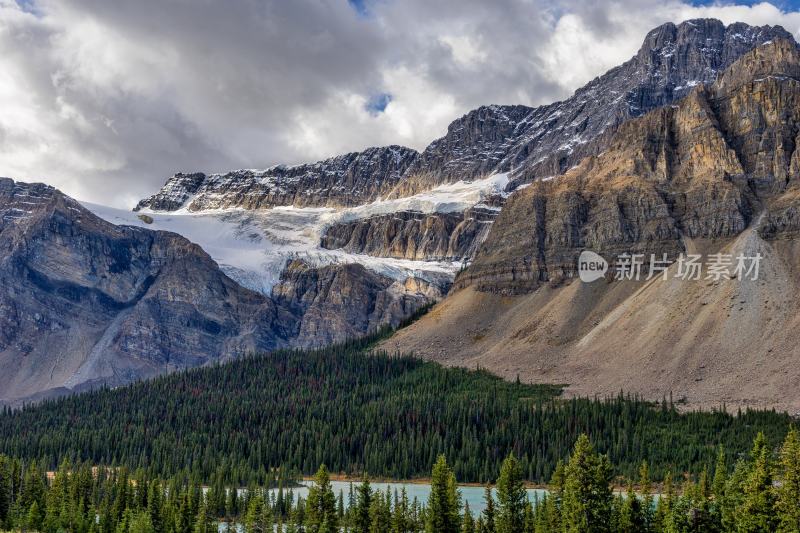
2;18;799;410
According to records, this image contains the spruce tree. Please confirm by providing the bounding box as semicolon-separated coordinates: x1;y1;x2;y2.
27;500;43;532
462;502;475;533
522;502;534;533
721;461;747;532
353;477;373;533
0;456;10;526
369;490;391;533
736;433;778;533
193;499;214;533
244;494;268;533
615;484;635;533
561;434;613;533
637;462;653;532
426;455;460;533
306;465;338;533
777;427;800;533
495;454;526;533
392;487;411;533
481;485;495;533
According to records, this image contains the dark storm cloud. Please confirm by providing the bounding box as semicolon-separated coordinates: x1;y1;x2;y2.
1;0;799;206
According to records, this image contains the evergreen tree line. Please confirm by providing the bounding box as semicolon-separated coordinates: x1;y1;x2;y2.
0;336;792;485
1;429;799;533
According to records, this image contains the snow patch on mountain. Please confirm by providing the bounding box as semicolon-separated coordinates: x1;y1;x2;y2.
86;173;507;294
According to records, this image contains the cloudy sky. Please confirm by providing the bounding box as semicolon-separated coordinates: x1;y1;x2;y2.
3;0;800;207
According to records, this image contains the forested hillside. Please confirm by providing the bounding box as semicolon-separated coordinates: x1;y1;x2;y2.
0;333;792;485
1;429;799;533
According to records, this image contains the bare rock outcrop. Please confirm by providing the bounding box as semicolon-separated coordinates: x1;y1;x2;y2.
458;39;800;294
320;207;497;261
271;260;434;348
138;20;789;212
135;146;418;211
0;179;441;404
396;19;794;196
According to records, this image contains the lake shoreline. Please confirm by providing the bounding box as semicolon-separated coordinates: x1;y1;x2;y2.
304;473;549;490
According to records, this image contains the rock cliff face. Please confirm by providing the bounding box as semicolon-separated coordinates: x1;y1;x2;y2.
272;260;434;348
140;20;787;212
12;18;800;409
135;146;418;211
0;179;440;404
320;206;498;261
394;19;794;196
456;39;800;294
0;178;297;403
385;39;800;412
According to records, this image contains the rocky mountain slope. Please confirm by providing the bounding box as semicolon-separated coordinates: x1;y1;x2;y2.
7;18;799;409
0;179;430;404
135;19;789;269
386;39;800;413
135;146;419;212
320;204;499;261
393;19;795;195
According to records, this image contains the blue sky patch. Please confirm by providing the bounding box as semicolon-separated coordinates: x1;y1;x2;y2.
16;0;41;15
366;93;393;115
348;0;370;16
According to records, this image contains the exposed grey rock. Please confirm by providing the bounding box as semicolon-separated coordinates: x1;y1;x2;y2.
272;260;435;348
139;20;790;213
395;19;795;195
135;146;418;212
320;207;497;261
0;179;439;404
459;39;800;294
0;178;296;403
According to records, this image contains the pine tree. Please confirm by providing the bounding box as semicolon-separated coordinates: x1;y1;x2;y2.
353;477;372;533
736;432;778;533
561;434;613;533
461;502;475;533
481;485;495;533
128;510;156;533
426;455;460;533
306;465;338;533
194;497;214;533
495;454;526;533
777;427;800;533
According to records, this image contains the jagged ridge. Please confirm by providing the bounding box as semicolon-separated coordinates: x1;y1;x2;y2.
138;19;792;214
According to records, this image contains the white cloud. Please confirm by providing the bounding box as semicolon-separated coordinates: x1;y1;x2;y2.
1;0;799;207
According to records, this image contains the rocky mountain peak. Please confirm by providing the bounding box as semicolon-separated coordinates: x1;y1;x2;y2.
457;31;800;294
399;19;796;193
714;37;800;94
137;19;794;213
135;144;418;212
0;177;438;404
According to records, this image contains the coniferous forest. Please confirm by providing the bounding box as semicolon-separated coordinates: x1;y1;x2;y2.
0;429;799;533
0;331;793;486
